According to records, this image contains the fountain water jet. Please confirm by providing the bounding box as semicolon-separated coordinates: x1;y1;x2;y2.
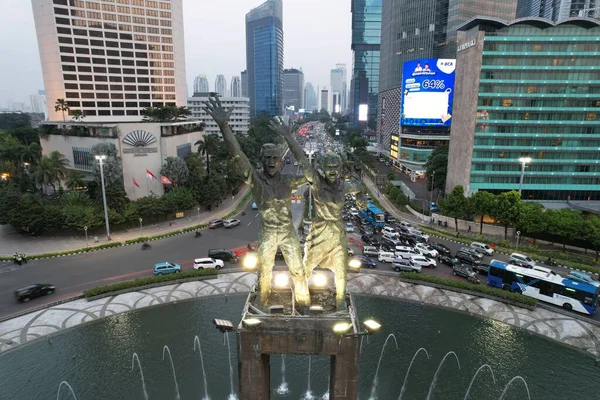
131;353;149;400
425;351;461;400
275;355;291;396
369;333;399;400
300;355;315;400
225;333;238;400
498;376;531;400
56;381;78;400
162;346;181;400
193;336;210;400
464;364;496;400
398;347;430;400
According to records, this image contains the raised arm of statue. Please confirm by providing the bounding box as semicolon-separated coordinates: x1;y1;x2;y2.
345;179;368;209
269;118;316;184
203;96;253;176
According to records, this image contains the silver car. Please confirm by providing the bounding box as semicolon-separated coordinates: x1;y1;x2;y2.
223;219;241;228
392;258;421;273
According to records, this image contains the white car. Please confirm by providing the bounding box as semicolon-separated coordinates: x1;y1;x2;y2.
510;252;536;268
345;223;355;233
470;242;494;256
378;251;396;263
362;246;380;257
409;255;436;269
392;258;421;273
349;208;359;216
223;218;241;228
414;243;439;258
394;246;420;259
347;247;355;256
382;226;399;238
408;228;429;241
194;257;224;270
398;221;413;229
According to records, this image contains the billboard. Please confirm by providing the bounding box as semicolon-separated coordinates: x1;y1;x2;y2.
358;104;368;121
401;59;456;127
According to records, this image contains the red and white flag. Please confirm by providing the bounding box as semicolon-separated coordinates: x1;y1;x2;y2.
161;175;172;185
133;177;140;188
146;169;157;180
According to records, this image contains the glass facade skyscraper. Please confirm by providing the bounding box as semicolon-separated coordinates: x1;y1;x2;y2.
350;0;382;128
245;0;284;117
447;17;600;201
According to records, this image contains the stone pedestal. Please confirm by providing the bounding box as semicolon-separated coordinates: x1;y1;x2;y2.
237;294;360;399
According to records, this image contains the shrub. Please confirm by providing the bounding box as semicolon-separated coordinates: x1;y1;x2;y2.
84;268;218;298
399;272;537;307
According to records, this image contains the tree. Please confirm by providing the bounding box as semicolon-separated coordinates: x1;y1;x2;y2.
142;105;191;122
65;170;86;191
71;109;85;122
470;191;495;235
492;190;522;240
441;185;469;230
195;134;221;178
424;144;449;192
90;143;126;208
0;113;31;130
546;208;584;250
386;171;395;181
161;156;189;188
54;99;70;121
161;187;196;212
583;215;600;261
517;202;546;243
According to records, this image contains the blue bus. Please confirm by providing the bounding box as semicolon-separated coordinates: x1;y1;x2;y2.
487;259;600;315
359;202;386;228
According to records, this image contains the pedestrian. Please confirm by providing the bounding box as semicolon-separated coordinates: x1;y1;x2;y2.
468;225;472;233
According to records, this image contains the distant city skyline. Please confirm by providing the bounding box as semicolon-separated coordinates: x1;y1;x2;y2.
0;0;352;107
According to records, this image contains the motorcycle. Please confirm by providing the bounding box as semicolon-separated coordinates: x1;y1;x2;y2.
13;253;23;265
141;242;151;250
195;230;202;238
241;211;246;216
546;257;558;266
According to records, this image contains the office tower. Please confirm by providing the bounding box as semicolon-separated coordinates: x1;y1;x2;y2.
193;75;210;93
330;64;348;113
304;82;317;111
31;0;187;121
30;91;47;114
188;92;250;135
230;76;242;98
377;0;516;171
215;74;227;97
245;0;284;117
317;86;333;113
283;68;304;111
241;70;249;97
350;0;382;128
517;0;600;20
446;17;600;201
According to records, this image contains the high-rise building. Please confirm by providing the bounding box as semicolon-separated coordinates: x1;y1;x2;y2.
214;75;227;97
241;70;249;98
330;64;348;114
188;92;250;136
446;17;600;202
230;76;242;98
245;0;284;117
304;82;317;111
350;0;382;128
317;86;333;113
31;0;187;121
377;0;516;171
29;91;47;115
283;68;304;111
517;0;600;20
193;75;210;93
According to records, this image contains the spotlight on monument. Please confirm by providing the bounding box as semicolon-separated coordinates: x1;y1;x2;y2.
243;252;258;270
332;321;352;335
312;273;328;288
274;272;290;288
309;305;324;315
269;305;285;314
213;319;234;333
348;259;362;269
242;318;262;328
363;319;382;334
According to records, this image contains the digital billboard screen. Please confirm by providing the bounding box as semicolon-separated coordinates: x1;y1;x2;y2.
401;59;456;127
358;104;368;121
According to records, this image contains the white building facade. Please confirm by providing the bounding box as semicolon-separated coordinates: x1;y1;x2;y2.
214;75;227;97
230;76;241;98
317;86;333;113
188;94;250;135
330;64;348;113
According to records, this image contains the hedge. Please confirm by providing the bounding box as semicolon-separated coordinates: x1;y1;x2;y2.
399;272;538;307
0;242;123;261
83;268;218;298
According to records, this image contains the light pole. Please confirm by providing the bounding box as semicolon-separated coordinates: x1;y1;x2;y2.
518;157;532;195
84;226;88;248
95;155;111;240
430;171;435;203
139;217;143;237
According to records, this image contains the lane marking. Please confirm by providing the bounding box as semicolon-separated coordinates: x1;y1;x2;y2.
247;221;252;226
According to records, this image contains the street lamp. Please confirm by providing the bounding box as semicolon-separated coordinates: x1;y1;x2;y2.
430;171;435;203
95;155;111;240
518;157;532;195
139;217;143;237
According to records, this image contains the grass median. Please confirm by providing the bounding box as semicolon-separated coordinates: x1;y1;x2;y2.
84;268;218;298
399;272;538;307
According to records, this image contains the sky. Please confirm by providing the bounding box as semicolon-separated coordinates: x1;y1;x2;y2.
0;0;352;107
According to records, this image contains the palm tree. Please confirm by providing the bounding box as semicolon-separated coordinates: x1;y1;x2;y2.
65;170;85;191
48;150;70;181
32;156;59;194
195;134;220;178
54;98;70;121
20;142;42;168
71;109;85;122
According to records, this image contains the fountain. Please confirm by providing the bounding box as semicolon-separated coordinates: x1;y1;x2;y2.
369;333;399;399
398;347;430;400
275;355;291;396
426;351;461;400
300;355;315;400
131;353;149;400
193;336;210;400
56;381;78;400
224;333;238;400
162;345;181;400
464;364;496;400
499;376;531;400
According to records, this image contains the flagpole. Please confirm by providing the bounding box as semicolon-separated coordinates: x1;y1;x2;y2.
146;167;150;196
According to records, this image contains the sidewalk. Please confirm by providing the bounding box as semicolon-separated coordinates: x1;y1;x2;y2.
363;176;421;224
0;185;251;257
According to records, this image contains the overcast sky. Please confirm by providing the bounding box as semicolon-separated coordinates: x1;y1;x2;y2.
0;0;352;107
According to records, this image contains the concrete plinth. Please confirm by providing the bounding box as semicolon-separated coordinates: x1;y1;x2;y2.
237;293;360;399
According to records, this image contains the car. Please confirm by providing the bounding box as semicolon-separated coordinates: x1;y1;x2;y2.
194;257;224;270
456;251;481;265
382;236;404;248
252;202;258;210
15;283;55;303
153;262;181;276
208;219;224;229
294;161;299;166
347;247;355;256
510;252;536;268
361;235;379;246
207;249;239;263
408;229;429;241
342;213;350;221
382;226;400;237
452;264;480;283
409;255;436;269
385;215;397;223
345;222;355;233
392;258;421;273
362;245;380;257
414;243;439;258
429;202;440;213
350;255;377;269
459;247;484;260
470;242;494;256
349;208;359;216
359;226;375;236
438;255;459;267
430;242;451;256
285;158;291;164
378;251;396;263
472;263;490;275
395;246;420;259
567;271;600;287
398;221;413;230
223;218;241;228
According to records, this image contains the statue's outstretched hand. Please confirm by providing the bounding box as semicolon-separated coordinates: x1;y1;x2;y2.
269;117;293;138
203;96;234;127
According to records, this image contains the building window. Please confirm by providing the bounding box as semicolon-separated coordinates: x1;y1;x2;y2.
176;143;192;159
73;147;93;170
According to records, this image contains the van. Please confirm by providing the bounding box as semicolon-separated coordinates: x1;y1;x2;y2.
394;246;420;259
510;252;536;268
378;251;395;263
362;246;380;257
470;242;494;256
